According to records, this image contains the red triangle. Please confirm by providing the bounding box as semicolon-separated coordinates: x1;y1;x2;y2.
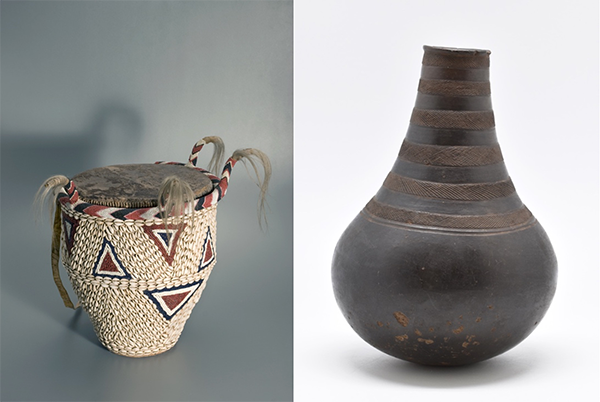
100;252;120;272
203;239;213;263
142;224;182;265
161;291;191;310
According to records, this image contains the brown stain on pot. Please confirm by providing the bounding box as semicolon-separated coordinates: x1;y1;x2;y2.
453;325;464;334
463;335;478;348
414;329;423;336
395;334;409;342
418;338;434;345
393;311;409;327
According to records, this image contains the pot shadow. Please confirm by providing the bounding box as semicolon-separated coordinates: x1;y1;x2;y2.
349;348;538;388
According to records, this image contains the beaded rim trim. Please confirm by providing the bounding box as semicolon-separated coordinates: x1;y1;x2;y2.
57;160;236;221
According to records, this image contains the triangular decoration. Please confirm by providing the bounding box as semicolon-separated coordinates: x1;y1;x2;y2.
198;227;215;272
153;229;178;255
142;224;183;265
93;238;131;279
144;280;203;320
62;213;79;255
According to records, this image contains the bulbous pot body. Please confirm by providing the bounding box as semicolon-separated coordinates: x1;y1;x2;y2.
331;46;557;366
333;214;556;366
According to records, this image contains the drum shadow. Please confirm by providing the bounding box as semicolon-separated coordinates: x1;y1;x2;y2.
1;101;142;346
349;349;538;388
66;307;103;348
1;101;143;182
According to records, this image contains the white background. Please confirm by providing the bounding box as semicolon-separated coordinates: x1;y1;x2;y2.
294;0;599;400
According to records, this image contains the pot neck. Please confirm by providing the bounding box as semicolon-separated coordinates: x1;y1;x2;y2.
406;46;496;146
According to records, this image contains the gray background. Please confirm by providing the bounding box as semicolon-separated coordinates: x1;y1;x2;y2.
1;1;292;401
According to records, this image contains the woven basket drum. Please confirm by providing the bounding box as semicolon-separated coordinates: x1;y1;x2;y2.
43;138;262;357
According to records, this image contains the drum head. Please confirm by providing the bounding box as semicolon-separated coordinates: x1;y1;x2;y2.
71;164;214;207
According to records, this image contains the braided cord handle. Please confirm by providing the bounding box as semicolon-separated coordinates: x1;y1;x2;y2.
185;141;271;229
187;136;225;174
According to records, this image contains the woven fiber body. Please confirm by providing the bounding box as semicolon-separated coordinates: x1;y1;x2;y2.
61;205;217;357
39;137;271;357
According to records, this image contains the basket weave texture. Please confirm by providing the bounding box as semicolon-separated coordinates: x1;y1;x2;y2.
61;205;217;357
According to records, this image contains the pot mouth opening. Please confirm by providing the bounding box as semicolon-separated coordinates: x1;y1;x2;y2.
424;45;491;56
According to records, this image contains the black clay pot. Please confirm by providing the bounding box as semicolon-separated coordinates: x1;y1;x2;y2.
331;46;557;366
